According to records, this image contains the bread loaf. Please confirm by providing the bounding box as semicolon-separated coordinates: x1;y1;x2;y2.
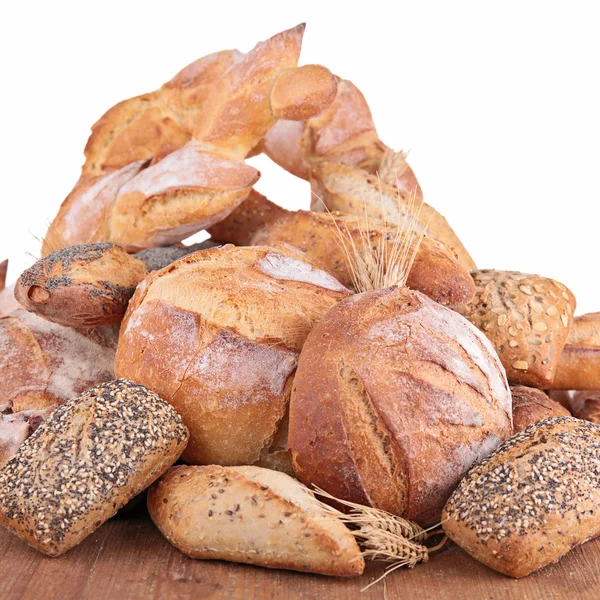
0;260;6;292
0;260;19;318
115;244;350;468
147;465;364;576
567;312;600;346
0;380;188;556
311;161;476;271
455;270;576;387
570;390;600;423
546;345;600;390
442;416;600;578
288;286;512;525
209;191;476;307
0;406;53;468
510;385;569;433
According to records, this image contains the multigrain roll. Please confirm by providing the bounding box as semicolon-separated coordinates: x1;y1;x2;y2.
148;465;364;576
510;385;569;433
115;244;350;469
0;380;189;556
289;286;512;525
442;417;600;578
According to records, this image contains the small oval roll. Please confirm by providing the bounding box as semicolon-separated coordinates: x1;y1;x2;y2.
510;385;570;433
148;464;364;577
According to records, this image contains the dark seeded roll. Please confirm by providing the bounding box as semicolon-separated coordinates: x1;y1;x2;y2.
0;379;188;556
135;239;222;272
442;416;600;578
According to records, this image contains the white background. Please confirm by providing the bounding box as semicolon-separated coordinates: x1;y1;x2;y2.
1;1;598;312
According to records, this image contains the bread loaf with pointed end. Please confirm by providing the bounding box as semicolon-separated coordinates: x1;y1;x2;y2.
569;391;600;423
443;416;600;578
510;385;569;432
289;286;512;525
148;464;364;576
115;244;350;468
0;380;189;556
567;312;600;346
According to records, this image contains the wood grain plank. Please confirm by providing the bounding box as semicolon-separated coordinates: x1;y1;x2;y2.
1;512;599;600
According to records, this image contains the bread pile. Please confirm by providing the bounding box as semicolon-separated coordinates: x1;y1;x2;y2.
1;23;599;587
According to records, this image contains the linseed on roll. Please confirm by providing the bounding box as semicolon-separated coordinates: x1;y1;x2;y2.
0;379;188;556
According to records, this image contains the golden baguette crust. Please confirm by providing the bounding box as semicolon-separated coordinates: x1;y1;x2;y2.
0;310;117;411
115;244;350;467
0;380;189;556
510;385;569;433
456;270;576;387
312;161;476;271
443;416;600;578
567;312;600;346
148;465;364;576
209;191;476;307
570;390;600;423
548;345;600;390
15;244;148;328
289;287;512;525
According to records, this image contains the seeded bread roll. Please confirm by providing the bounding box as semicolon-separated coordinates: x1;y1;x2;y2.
148;465;364;576
548;345;600;390
209;191;476;307
455;270;576;388
443;416;600;578
569;391;600;424
566;312;600;346
0;380;189;556
289;286;512;525
510;385;569;433
115;244;350;468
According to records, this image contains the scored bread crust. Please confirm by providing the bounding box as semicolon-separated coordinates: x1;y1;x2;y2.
15;243;149;328
0;380;189;556
147;465;364;576
288;286;512;525
455;270;576;388
510;385;569;433
443;416;600;578
548;344;600;390
115;244;350;467
209;191;476;307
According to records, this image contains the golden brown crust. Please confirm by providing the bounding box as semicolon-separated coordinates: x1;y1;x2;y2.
209;192;476;307
443;417;600;578
510;385;569;433
0;260;6;293
115;245;350;466
312;161;476;271
570;390;600;424
289;287;512;525
0;310;117;411
15;243;148;328
148;465;363;576
456;270;576;387
0;380;189;556
567;312;600;346
548;345;600;390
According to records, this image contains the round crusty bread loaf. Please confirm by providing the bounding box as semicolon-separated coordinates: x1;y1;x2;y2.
0;379;189;556
148;464;364;576
288;286;512;525
510;385;570;433
115;244;350;468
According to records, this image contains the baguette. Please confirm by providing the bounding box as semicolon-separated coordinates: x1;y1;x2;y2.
510;385;569;433
443;416;600;578
570;390;600;424
147;465;364;576
455;270;576;387
209;191;476;307
0;260;6;292
548;345;600;390
0;380;189;556
566;312;600;346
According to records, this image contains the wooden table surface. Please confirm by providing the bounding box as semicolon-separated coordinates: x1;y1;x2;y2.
1;509;599;600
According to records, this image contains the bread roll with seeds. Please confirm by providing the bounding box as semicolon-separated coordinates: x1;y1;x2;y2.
510;385;569;433
148;465;364;576
0;309;117;411
209;191;476;307
455;270;576;388
443;416;600;578
115;244;350;468
567;312;600;346
0;380;188;556
548;345;600;390
289;286;512;526
569;390;600;424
